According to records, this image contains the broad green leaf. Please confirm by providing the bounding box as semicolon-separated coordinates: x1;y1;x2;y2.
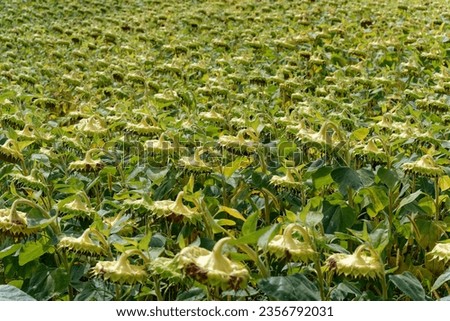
19;240;47;266
258;274;320;301
377;167;398;190
331;167;363;193
231;226;272;245
397;190;422;211
351;127;369;141
138;232;152;251
0;285;36;301
312;166;333;189
216;218;236;226
0;244;22;259
322;201;357;233
257;224;281;249
431;267;450;291
218;205;246;221
439;175;450;191
223;156;251;178
177;287;206;301
359;186;388;217
389;272;426;301
242;212;259;235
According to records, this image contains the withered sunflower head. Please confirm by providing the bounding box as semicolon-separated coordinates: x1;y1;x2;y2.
75;116;107;135
427;243;450;266
0;139;24;163
92;249;149;284
0;208;41;240
150;191;201;222
326;244;384;279
178;148;211;173
59;228;108;256
175;237;249;291
267;224;316;263
269;169;303;192
402;154;444;178
69;149;104;172
218;129;259;155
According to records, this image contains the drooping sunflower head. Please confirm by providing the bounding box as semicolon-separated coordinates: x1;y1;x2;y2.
0;208;41;240
401;154;444;178
69;149;104;172
59;228;108;256
0;139;24;163
175;237;249;290
326;244;384;279
92;249;149;284
267;224;316;263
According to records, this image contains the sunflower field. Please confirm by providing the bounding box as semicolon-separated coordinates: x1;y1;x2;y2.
0;0;450;301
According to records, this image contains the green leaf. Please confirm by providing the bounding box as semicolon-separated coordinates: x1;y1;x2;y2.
242;212;259;235
0;285;36;301
258;274;320;301
331;167;363;193
257;224;281;249
312;166;333;189
218;205;246;221
0;244;22;259
431;267;450;291
397;190;422;211
19;240;47;266
322;201;357;233
389;271;426;301
216;218;236;226
351;127;369;141
138;232;152;251
377;167;398;189
177;287;206;301
439;176;450;191
359;186;388;217
231;225;272;245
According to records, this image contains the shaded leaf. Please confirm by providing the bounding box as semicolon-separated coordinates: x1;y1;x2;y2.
258;274;320;301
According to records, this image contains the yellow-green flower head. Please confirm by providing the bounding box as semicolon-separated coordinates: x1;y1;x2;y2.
352;138;388;163
150;191;200;221
267;224;316;263
69;149;104;172
218;129;259;155
0;208;40;239
10;168;47;191
59;195;95;217
297;121;344;149
144;134;175;154
0;139;24;163
427;243;450;265
270;169;302;191
175;237;249;290
178;148;211;173
92;249;149;284
125;118;161;136
402;154;444;177
75;116;107;135
199;110;225;123
59;228;108;256
326;244;383;279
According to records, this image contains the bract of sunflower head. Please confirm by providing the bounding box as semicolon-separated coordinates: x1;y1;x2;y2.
0;208;41;240
199;110;225;123
401;154;444;178
0;139;24;163
326;244;384;279
351;139;388;164
427;243;450;266
148;257;182;282
267;224;316;263
174;237;249;291
69;149;104;172
59;228;107;256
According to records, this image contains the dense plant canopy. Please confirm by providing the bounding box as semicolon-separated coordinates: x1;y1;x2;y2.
0;0;450;301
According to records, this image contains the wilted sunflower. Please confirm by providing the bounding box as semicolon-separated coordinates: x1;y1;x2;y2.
267;224;316;263
218;128;259;155
69;149;104;172
92;249;149;284
402;154;444;178
269;169;302;192
59;228;108;256
150;191;200;222
175;237;249;290
427;243;450;266
178;148;211;173
0;139;24;163
326;244;384;279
